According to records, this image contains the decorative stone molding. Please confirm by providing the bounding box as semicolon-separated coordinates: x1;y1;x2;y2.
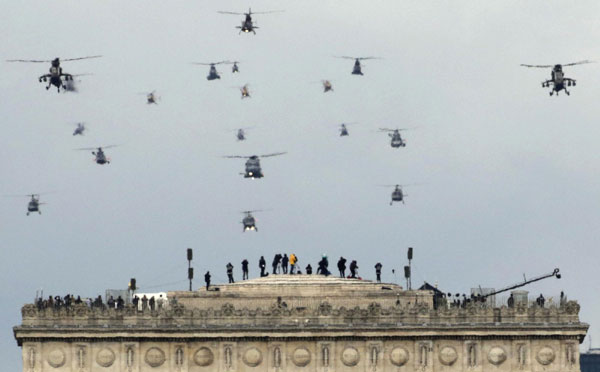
390;347;409;366
487;347;507;365
144;347;166;367
243;347;262;367
193;347;214;366
536;346;555;366
341;347;360;366
95;348;115;367
293;347;311;367
439;346;457;366
47;348;66;368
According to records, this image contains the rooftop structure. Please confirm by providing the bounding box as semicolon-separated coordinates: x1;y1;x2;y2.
14;275;588;372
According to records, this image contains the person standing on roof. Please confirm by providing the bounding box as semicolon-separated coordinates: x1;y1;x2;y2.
306;264;313;275
259;256;267;277
226;263;235;283
282;254;289;274
289;253;297;274
242;259;249;280
205;271;211;290
349;260;358;278
374;262;382;282
337;257;347;278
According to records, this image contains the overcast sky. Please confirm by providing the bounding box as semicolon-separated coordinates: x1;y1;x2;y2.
1;0;599;369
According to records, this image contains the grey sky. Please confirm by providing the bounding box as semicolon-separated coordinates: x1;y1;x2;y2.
1;0;599;369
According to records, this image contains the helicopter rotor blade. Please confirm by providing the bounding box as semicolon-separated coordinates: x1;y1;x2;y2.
223;155;247;159
260;152;287;158
562;60;595;67
250;10;284;14
334;56;359;60
357;56;381;60
520;64;553;68
217;11;245;15
62;55;103;62
6;59;51;63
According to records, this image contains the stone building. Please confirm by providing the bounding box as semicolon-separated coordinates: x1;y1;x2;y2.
14;275;588;372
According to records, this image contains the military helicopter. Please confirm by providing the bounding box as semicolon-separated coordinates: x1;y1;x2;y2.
241;210;265;231
231;61;241;73
379;185;409;205
192;61;231;80
322;80;333;92
7;56;101;92
218;8;284;34
379;128;413;148
72;122;86;136
338;123;356;137
223;152;286;179
76;145;118;165
520;61;594;96
5;193;48;215
238;84;251;98
138;91;159;104
235;127;254;141
335;56;380;75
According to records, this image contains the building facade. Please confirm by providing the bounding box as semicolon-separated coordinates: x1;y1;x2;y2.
14;276;588;372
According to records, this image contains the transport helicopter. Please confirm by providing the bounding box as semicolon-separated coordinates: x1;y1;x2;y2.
218;8;283;34
520;60;594;96
72;122;86;136
241;210;265;231
7;55;101;92
379;128;413;148
223;152;286;179
76;145;118;165
193;61;231;80
231;61;241;73
335;56;380;75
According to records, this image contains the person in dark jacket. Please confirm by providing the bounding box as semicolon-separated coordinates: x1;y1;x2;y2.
242;259;249;280
282;254;289;274
374;262;382;282
349;260;358;278
259;256;267;277
272;254;281;274
317;256;330;276
337;257;347;278
205;271;211;290
306;264;313;275
226;263;235;283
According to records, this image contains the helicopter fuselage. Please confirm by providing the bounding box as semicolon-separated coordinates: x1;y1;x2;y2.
391;188;404;205
92;149;110;165
543;65;576;95
207;65;220;80
390;132;406;148
237;130;246;141
73;125;84;136
39;60;72;92
352;60;363;75
243;215;257;231
244;157;263;178
340;125;349;136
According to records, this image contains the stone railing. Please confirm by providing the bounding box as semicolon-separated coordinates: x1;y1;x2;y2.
19;300;582;329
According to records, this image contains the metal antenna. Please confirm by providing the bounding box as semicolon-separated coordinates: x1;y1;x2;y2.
187;248;194;291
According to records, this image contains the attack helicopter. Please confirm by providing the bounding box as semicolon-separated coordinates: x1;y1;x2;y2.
338;123;356;137
223;152;286;179
238;84;251;98
322;80;333;92
241;210;265;231
231;61;241;73
520;60;594;96
76;145;118;165
7;55;101;92
72;122;86;136
379;128;413;148
193;61;231;80
335;56;380;75
218;8;284;34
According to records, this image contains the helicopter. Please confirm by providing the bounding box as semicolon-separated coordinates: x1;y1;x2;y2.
322;80;333;92
335;56;380;75
239;84;251;98
235;127;254;141
241;210;265;231
339;123;357;137
193;61;231;80
379;128;413;148
223;152;286;179
379;185;409;205
76;145;118;165
138;90;159;104
231;61;241;73
520;61;594;96
72;122;86;136
218;8;283;34
7;56;101;92
5;193;47;215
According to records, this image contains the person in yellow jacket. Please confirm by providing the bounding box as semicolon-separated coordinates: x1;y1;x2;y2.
289;254;298;274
